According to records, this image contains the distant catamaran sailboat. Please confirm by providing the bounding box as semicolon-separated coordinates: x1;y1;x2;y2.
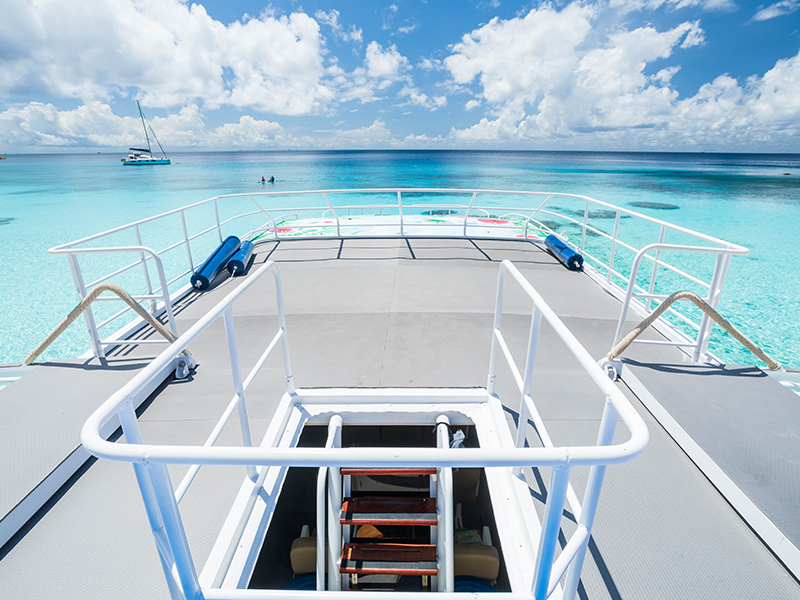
121;101;170;165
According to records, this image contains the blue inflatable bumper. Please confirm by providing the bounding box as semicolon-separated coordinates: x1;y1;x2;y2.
190;236;240;290
226;240;255;276
545;234;583;271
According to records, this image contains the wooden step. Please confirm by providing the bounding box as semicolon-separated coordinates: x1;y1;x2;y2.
340;468;436;476
341;496;437;526
340;542;437;576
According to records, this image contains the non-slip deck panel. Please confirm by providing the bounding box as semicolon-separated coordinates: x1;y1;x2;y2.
623;360;800;546
0;355;157;525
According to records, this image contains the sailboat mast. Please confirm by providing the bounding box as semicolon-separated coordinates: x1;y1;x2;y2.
137;100;153;155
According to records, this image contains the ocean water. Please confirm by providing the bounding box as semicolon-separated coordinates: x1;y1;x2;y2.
1;150;798;368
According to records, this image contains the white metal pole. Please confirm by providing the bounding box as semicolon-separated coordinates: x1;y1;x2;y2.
134;224;157;312
180;210;195;273
149;463;203;600
68;253;105;358
119;401;186;600
436;416;454;593
693;253;726;362
270;266;296;396
580;199;589;253
561;400;619;600
606;212;621;284
532;466;571;600
515;306;543;475
153;254;178;337
222;306;258;481
487;266;507;395
214;199;223;243
645;225;666;313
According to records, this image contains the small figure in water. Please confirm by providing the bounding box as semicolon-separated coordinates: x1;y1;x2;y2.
269;176;275;183
261;177;266;183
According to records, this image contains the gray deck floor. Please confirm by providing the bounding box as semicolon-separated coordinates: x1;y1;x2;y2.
1;237;798;599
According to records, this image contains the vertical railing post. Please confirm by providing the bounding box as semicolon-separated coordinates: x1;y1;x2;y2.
561;399;619;600
222;306;258;481
606;211;621;284
134;224;157;312
180;210;195;273
213;199;223;243
67;253;105;358
645;225;666;312
580;199;589;253
319;415;342;591
152;254;178;337
487;265;507;395
327;463;342;589
316;466;327;592
515;305;542;476
693;252;727;362
119;401;185;600
397;191;404;237
532;466;571;600
463;192;477;237
436;416;454;592
271;267;296;396
149;463;204;600
322;193;341;238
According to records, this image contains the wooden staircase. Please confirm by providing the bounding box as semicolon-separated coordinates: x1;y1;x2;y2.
338;468;439;584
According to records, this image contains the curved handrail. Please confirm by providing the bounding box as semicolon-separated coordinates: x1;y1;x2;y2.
81;260;648;469
607;290;782;371
24;283;187;365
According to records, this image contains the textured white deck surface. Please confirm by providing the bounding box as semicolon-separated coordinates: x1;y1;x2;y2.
0;237;798;599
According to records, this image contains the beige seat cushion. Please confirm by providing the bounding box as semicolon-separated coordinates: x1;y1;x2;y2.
290;537;320;574
453;543;500;581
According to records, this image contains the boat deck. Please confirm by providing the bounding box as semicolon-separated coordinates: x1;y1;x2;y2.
1;237;798;598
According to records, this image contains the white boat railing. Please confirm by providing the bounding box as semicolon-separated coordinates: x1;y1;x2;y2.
50;188;747;365
81;259;648;600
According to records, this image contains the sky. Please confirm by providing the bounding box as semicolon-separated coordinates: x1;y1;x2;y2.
1;0;799;152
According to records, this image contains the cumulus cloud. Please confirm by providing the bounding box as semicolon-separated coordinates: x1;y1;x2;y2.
443;3;800;149
0;101;283;149
751;0;800;21
365;42;410;80
0;0;332;115
399;86;447;110
315;9;363;43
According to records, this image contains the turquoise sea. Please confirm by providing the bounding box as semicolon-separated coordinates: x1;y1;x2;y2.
1;150;798;368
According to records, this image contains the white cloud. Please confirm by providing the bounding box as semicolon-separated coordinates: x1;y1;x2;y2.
445;3;800;149
0;101;283;149
398;86;447;110
445;4;596;104
0;0;332;116
418;58;444;71
314;9;363;43
751;0;800;21
365;42;410;79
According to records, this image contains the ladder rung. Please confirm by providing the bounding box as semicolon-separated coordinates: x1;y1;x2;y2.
340;543;437;576
340;468;436;476
342;496;437;525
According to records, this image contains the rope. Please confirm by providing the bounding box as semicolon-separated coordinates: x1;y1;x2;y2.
608;290;782;371
24;283;185;365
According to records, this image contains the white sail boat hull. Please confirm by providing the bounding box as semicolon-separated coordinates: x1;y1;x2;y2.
121;154;170;165
122;102;170;165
